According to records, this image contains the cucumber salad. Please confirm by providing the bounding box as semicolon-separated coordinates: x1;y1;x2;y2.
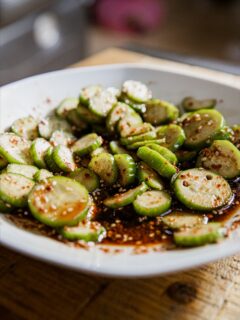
0;80;240;249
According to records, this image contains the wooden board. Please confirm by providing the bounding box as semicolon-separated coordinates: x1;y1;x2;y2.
0;48;239;320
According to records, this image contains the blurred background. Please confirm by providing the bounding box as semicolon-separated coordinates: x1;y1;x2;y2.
0;0;240;85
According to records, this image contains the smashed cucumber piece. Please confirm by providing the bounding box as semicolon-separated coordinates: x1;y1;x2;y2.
143;99;179;125
147;143;178;165
114;154;136;186
162;211;206;230
28;176;90;227
89;153;118;185
137;146;177;179
30;138;51;169
182;109;225;149
133;190;172;217
34;169;53;182
69;168;99;192
122;80;152;103
56;98;79;118
11;115;39;140
156;124;185;151
0;172;34;208
6;164;39;179
106;102;129;133
137;161;164;190
196;140;240;179
173;222;223;247
181;97;217;112
38;115;72;139
103;182;148;209
71;133;103;156
172;168;232;211
77;105;103;124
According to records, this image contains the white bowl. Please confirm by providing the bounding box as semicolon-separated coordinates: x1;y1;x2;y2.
0;64;240;278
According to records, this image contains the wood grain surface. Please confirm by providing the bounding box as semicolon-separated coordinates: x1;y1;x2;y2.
0;48;240;320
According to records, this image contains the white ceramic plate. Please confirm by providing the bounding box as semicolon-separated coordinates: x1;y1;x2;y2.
0;64;240;278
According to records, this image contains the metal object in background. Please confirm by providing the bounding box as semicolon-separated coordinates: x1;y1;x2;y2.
0;0;92;85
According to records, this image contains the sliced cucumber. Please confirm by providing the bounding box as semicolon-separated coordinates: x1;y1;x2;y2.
69;168;99;192
89;89;117;117
44;147;60;172
38;115;72;139
66;109;88;131
172;168;232;211
137;161;164;190
11;115;39;140
52;145;76;173
121;131;156;146
0;198;14;213
59;220;106;242
196;140;240;179
127;139;165;150
77;105;103;124
162;211;205;230
175;150;197;162
147;143;178;165
137;146;177;179
0;133;33;165
182;109;225;149
181;97;216;112
119;93;146;113
122;80;152;103
133;190;172;217
71;133;103;156
80;85;102;106
103;182;148;208
89;153;118;185
50;130;76;147
56;97;79;118
156;124;185;151
0;154;8;169
30;138;51;169
6;164;39;179
117;108;143;138
143;99;179;125
120;123;154;138
34;169;53;182
106;102;130;133
90;147;108;157
28;176;90;227
0;172;34;207
173;222;223;247
109;141;129;155
114;154;136;186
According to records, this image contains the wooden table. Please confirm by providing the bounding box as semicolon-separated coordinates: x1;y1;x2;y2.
1;48;240;320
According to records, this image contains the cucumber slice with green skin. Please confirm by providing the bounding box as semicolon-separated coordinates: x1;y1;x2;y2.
6;164;39;179
175;150;197;162
0;198;14;213
56;98;79;118
52;145;76;173
232;125;240;149
38;116;72;139
182;109;225;149
30;138;51;169
162;211;206;230
117;109;143;138
106;102;129;133
173;222;223;247
156;124;185;151
0;133;33;165
181;97;217;112
66;109;88;131
91;147;108;157
0;155;8;169
11;116;39;140
147;144;178;165
143;99;179;125
137;147;177;179
133;190;172;217
59;220;106;242
119;93;146;113
120;131;156;146
0;172;34;207
80;85;102;106
34;169;53;182
126;139;165;150
137;161;164;190
114;154;136;186
77;105;103;124
89;90;117;118
122;80;152;103
69;168;99;192
172;168;232;211
89;153;118;185
103;182;148;208
71;133;103;156
28;176;90;227
121;123;154;138
44;147;60;173
109;141;130;155
50;130;76;147
196;140;240;179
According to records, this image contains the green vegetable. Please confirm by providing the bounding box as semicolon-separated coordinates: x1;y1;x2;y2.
69;168;99;192
114;154;136;186
143;99;179;125
156;124;185;151
122;80;152;103
162;211;205;230
71;133;103;156
30;138;51;169
6;164;39;179
137;161;164;190
89;153;118;185
11;116;39;140
181;97;216;112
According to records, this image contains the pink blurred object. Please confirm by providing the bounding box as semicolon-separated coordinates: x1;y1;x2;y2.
94;0;166;33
